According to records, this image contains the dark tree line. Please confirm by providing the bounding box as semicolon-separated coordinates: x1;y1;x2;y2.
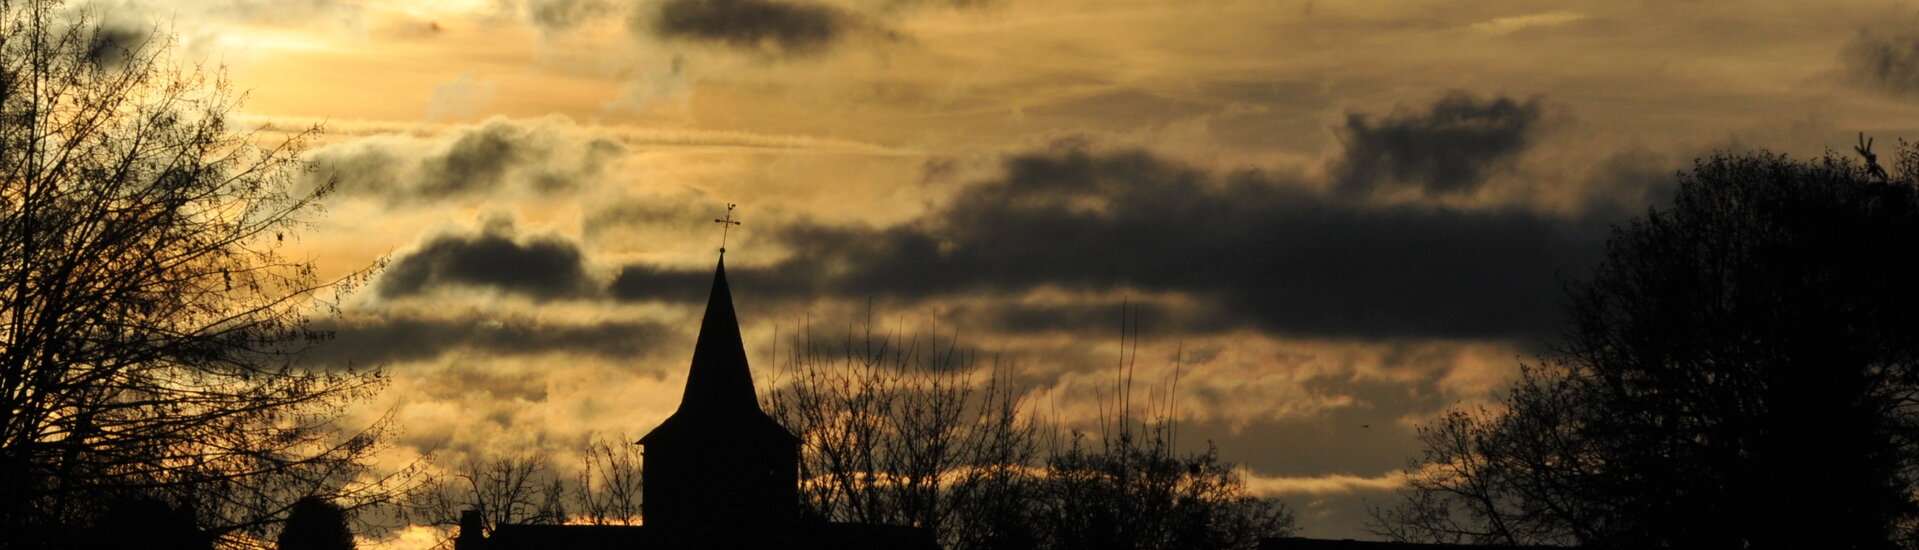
764;317;1296;550
400;434;646;541
1372;144;1919;549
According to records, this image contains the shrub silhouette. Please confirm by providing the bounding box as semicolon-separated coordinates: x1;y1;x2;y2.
279;497;355;550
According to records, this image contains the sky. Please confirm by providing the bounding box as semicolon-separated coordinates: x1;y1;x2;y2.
83;0;1919;544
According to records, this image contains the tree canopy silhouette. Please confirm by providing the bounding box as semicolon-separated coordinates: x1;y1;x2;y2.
1372;144;1919;549
278;497;355;550
0;2;393;547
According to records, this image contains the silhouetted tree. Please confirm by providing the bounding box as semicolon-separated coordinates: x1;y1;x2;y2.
1372;145;1919;549
764;320;1039;549
1036;430;1295;550
575;434;643;526
1032;319;1294;550
279;497;355;550
0;1;392;547
1043;433;1297;548
405;453;568;536
764;315;1294;550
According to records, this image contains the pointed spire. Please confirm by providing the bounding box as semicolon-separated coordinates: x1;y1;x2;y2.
677;256;760;413
638;254;800;532
640;219;796;448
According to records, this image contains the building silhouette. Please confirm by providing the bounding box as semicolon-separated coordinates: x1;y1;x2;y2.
455;257;935;550
637;255;800;537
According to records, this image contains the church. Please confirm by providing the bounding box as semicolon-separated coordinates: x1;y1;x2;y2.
453;255;937;550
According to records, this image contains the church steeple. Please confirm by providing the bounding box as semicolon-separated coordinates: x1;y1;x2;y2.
638;250;800;535
677;257;760;414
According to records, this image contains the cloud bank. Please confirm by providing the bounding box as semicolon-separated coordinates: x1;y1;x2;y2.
304;314;673;369
379;220;598;301
304;117;627;206
1334;92;1545;197
1843;29;1919;98
614;141;1606;341
649;0;854;57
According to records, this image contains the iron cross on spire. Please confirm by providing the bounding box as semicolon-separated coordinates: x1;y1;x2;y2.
714;203;742;254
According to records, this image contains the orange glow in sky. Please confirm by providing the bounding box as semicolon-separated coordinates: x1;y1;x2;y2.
103;0;1919;545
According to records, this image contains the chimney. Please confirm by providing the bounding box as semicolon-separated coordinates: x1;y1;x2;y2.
455;509;485;550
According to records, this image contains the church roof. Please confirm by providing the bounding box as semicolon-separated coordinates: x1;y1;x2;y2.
639;257;798;446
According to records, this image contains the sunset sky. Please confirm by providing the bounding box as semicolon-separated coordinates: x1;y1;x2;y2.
92;0;1919;544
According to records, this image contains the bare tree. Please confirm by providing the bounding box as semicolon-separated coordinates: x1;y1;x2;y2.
404;453;568;537
1032;317;1294;550
1036;430;1295;550
764;318;1039;549
1365;401;1590;546
575;434;643;526
764;313;1294;550
0;1;394;547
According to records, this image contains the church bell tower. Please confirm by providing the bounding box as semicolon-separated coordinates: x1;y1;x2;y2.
637;255;800;535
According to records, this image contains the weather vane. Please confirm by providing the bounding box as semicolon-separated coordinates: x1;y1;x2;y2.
714;203;741;254
1858;133;1889;181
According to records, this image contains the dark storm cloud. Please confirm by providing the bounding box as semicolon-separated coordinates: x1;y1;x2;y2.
648;0;852;56
1333;91;1543;196
413;121;620;198
304;118;625;204
965;300;1217;336
417;122;535;197
614;146;1611;341
379;224;596;300
305;146;405;197
1842;29;1919;97
300;315;674;369
608;264;713;303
